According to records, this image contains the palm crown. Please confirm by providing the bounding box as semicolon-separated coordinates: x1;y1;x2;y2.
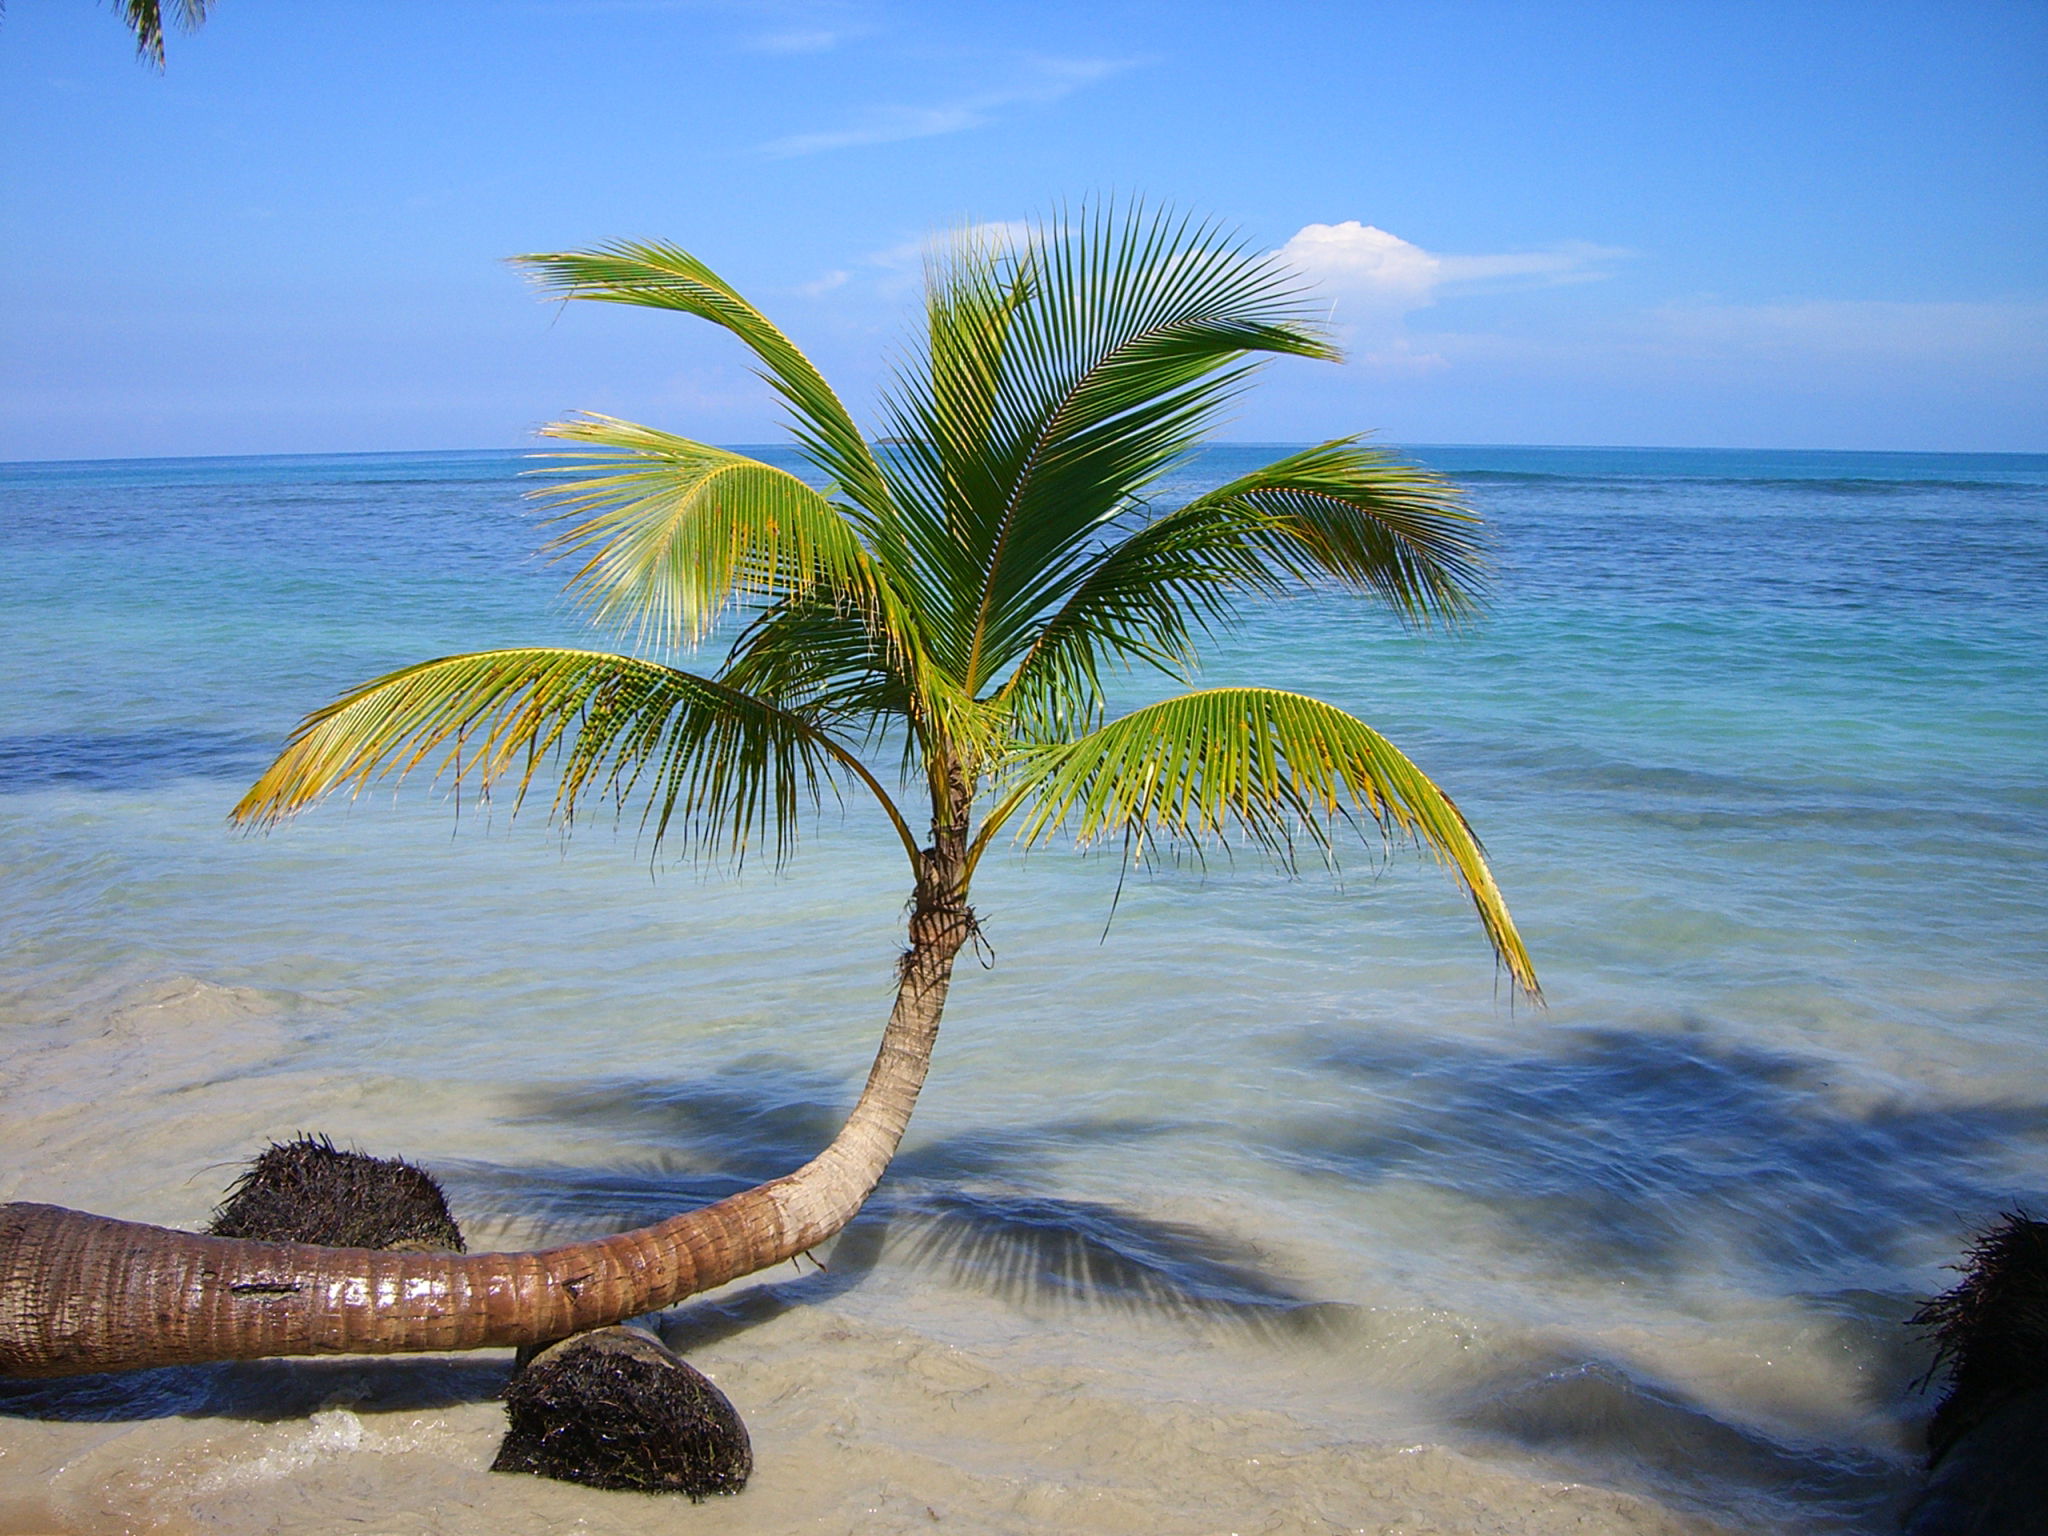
233;208;1537;998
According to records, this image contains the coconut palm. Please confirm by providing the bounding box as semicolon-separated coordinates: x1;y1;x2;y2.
0;1;209;67
119;0;210;65
0;209;1537;1379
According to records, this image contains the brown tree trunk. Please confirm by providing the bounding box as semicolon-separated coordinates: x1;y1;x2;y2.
0;854;973;1380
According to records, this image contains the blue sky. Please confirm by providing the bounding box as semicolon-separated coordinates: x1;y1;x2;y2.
2;0;2043;458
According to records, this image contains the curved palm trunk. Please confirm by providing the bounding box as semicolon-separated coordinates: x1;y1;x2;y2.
0;863;973;1380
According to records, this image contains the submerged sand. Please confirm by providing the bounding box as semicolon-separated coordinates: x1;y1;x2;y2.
0;976;1911;1534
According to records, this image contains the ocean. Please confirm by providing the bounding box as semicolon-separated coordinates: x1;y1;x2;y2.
1;444;2044;1534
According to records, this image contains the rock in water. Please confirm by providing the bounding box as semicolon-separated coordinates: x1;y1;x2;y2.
492;1326;752;1497
207;1134;466;1252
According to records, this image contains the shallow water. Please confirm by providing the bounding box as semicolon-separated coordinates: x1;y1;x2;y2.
1;444;2044;1534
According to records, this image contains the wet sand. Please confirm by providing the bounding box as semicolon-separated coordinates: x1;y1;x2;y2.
0;977;1765;1536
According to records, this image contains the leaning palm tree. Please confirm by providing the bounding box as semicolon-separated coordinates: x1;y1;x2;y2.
0;208;1536;1379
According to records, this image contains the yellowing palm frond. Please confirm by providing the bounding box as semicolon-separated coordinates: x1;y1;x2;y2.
512;243;896;530
987;687;1539;998
530;415;875;651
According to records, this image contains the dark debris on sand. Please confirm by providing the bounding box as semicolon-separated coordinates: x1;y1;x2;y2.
206;1134;466;1252
1912;1209;2048;1463
492;1326;752;1498
1902;1211;2048;1534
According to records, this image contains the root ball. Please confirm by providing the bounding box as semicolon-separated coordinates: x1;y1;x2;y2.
492;1326;751;1498
207;1134;465;1252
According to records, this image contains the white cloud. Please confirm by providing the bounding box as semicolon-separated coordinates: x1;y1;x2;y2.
1277;221;1628;319
1270;221;1630;373
759;55;1131;156
1278;222;1445;310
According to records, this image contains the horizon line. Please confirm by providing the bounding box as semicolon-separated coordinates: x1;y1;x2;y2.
7;439;2048;470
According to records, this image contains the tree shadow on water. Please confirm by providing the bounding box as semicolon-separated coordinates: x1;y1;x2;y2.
0;730;269;793
1269;1023;2048;1293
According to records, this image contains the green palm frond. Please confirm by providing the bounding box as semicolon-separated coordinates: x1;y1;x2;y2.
512;242;896;529
878;207;1338;693
529;415;875;651
1174;439;1487;623
245;207;1535;1010
231;647;919;870
994;439;1489;739
985;686;1539;998
718;593;909;729
991;494;1294;742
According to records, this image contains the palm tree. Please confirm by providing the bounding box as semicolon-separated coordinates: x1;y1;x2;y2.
0;209;1537;1379
0;2;210;67
119;0;210;66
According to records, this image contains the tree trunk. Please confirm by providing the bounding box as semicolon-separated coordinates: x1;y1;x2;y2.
0;856;974;1380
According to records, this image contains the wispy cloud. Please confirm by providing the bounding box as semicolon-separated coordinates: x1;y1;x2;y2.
1344;297;2048;399
788;220;1031;303
760;55;1132;156
746;26;864;52
524;0;868;51
864;220;1033;271
795;268;852;296
1636;297;2048;370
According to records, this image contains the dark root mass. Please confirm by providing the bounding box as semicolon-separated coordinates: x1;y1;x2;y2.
207;1135;466;1252
492;1326;751;1498
1911;1209;2048;1464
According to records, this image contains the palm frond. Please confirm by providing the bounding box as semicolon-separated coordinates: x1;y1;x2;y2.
877;206;1338;693
993;439;1489;739
111;0;210;67
231;647;918;870
991;493;1292;743
528;415;875;652
987;687;1539;998
1174;439;1487;623
512;242;895;529
717;593;910;731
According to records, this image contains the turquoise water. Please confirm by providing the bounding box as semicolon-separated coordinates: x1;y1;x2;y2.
2;444;2045;1532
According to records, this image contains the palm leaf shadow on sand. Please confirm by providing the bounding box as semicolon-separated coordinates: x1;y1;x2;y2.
0;1057;1337;1424
1452;1350;1912;1531
1270;1023;2048;1296
452;1061;1345;1343
1249;1019;2048;1530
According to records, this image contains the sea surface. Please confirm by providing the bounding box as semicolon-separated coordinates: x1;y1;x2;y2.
1;444;2044;1535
